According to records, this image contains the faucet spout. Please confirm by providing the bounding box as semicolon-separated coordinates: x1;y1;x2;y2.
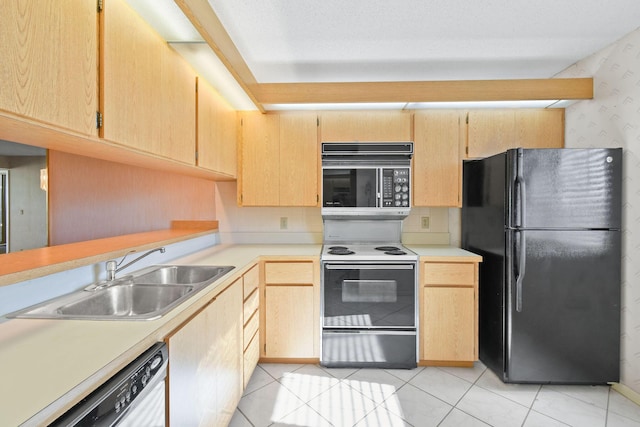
106;247;166;281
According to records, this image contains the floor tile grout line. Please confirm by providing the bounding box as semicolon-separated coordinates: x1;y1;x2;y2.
520;385;543;427
446;365;505;427
605;386;611;427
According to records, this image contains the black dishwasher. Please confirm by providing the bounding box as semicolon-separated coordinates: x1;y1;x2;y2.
50;343;167;427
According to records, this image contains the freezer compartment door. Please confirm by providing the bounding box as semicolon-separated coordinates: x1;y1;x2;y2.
506;229;620;383
321;330;417;369
507;148;622;230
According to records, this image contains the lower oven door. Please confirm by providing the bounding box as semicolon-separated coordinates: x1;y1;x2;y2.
321;262;417;368
322;330;417;369
322;263;416;329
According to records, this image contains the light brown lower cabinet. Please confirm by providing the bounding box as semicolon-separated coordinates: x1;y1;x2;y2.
420;260;479;366
243;264;260;387
166;278;243;427
262;260;319;360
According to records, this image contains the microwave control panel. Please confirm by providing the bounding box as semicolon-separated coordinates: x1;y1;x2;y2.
382;168;410;207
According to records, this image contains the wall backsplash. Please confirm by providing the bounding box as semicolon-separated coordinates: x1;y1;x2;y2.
215;181;454;245
556;26;640;393
48;151;216;245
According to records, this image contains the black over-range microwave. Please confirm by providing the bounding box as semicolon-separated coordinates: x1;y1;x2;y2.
320;142;413;219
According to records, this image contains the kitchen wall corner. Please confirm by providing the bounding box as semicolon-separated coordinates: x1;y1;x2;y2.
556;26;640;394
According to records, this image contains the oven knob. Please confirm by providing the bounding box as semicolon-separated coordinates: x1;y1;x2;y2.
395;200;401;206
394;193;401;200
402;185;408;192
402;193;408;200
402;200;409;206
115;401;121;413
394;185;401;192
131;384;138;395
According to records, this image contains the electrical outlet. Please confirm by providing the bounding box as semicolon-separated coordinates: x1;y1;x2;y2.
421;216;430;229
280;217;288;230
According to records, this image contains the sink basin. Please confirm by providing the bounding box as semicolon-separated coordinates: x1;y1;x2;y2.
57;284;194;317
6;264;235;320
133;265;234;285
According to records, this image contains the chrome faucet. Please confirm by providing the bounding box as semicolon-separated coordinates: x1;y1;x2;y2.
106;247;166;281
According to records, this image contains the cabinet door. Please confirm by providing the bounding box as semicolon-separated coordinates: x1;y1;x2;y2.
101;0;195;164
467;110;516;158
0;0;97;136
238;112;280;205
423;287;475;362
264;285;315;358
279;112;319;206
413;111;462;207
320;111;412;142
197;78;237;177
167;280;243;427
515;109;564;149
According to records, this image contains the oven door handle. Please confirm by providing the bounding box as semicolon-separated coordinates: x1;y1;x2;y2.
325;264;414;270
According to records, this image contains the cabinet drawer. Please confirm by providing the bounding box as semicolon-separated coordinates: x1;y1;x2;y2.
423;262;475;286
243;334;260;388
265;262;314;284
244;313;259;349
243;264;259;296
244;288;259;322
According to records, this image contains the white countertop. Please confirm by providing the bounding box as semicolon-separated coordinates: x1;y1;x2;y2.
0;243;478;426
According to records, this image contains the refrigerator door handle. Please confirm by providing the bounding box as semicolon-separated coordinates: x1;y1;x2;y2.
514;230;526;312
513;149;526;228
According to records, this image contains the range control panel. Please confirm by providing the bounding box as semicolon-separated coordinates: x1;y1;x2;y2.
382;168;410;207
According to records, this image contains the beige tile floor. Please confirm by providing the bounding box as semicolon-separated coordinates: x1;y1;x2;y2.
229;363;640;427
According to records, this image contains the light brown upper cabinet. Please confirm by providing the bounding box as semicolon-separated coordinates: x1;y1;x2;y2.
0;0;98;136
101;0;196;165
196;78;237;177
413;111;465;207
238;112;318;206
320;111;412;142
467;109;564;158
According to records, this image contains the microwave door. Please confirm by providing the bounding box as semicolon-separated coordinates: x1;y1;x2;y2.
322;168;377;208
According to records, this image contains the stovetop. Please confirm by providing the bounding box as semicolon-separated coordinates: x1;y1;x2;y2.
321;243;418;262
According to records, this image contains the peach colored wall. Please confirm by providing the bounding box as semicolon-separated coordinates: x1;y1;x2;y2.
48;151;215;245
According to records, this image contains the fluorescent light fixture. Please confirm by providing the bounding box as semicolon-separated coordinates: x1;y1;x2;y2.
124;0;202;41
124;0;257;111
264;103;409;111
170;43;257;111
407;100;563;109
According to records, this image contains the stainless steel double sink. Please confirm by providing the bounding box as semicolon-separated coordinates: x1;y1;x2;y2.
7;265;234;321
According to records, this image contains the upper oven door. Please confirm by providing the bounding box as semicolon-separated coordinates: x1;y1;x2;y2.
322;263;416;329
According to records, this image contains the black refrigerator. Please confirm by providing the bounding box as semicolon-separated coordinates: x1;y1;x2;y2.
462;148;622;384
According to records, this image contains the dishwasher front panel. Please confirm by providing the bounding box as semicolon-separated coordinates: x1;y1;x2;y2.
49;343;167;427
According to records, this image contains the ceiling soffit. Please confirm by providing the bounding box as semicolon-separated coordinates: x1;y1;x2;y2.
175;0;607;110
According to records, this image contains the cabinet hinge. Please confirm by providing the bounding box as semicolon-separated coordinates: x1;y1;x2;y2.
317;117;319;126
465;113;469;124
96;111;103;129
264;344;266;353
195;151;199;162
97;0;103;12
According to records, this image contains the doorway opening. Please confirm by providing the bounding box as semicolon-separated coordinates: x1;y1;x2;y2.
0;170;8;254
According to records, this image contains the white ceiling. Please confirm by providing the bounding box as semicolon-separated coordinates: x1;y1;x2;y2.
207;0;640;83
